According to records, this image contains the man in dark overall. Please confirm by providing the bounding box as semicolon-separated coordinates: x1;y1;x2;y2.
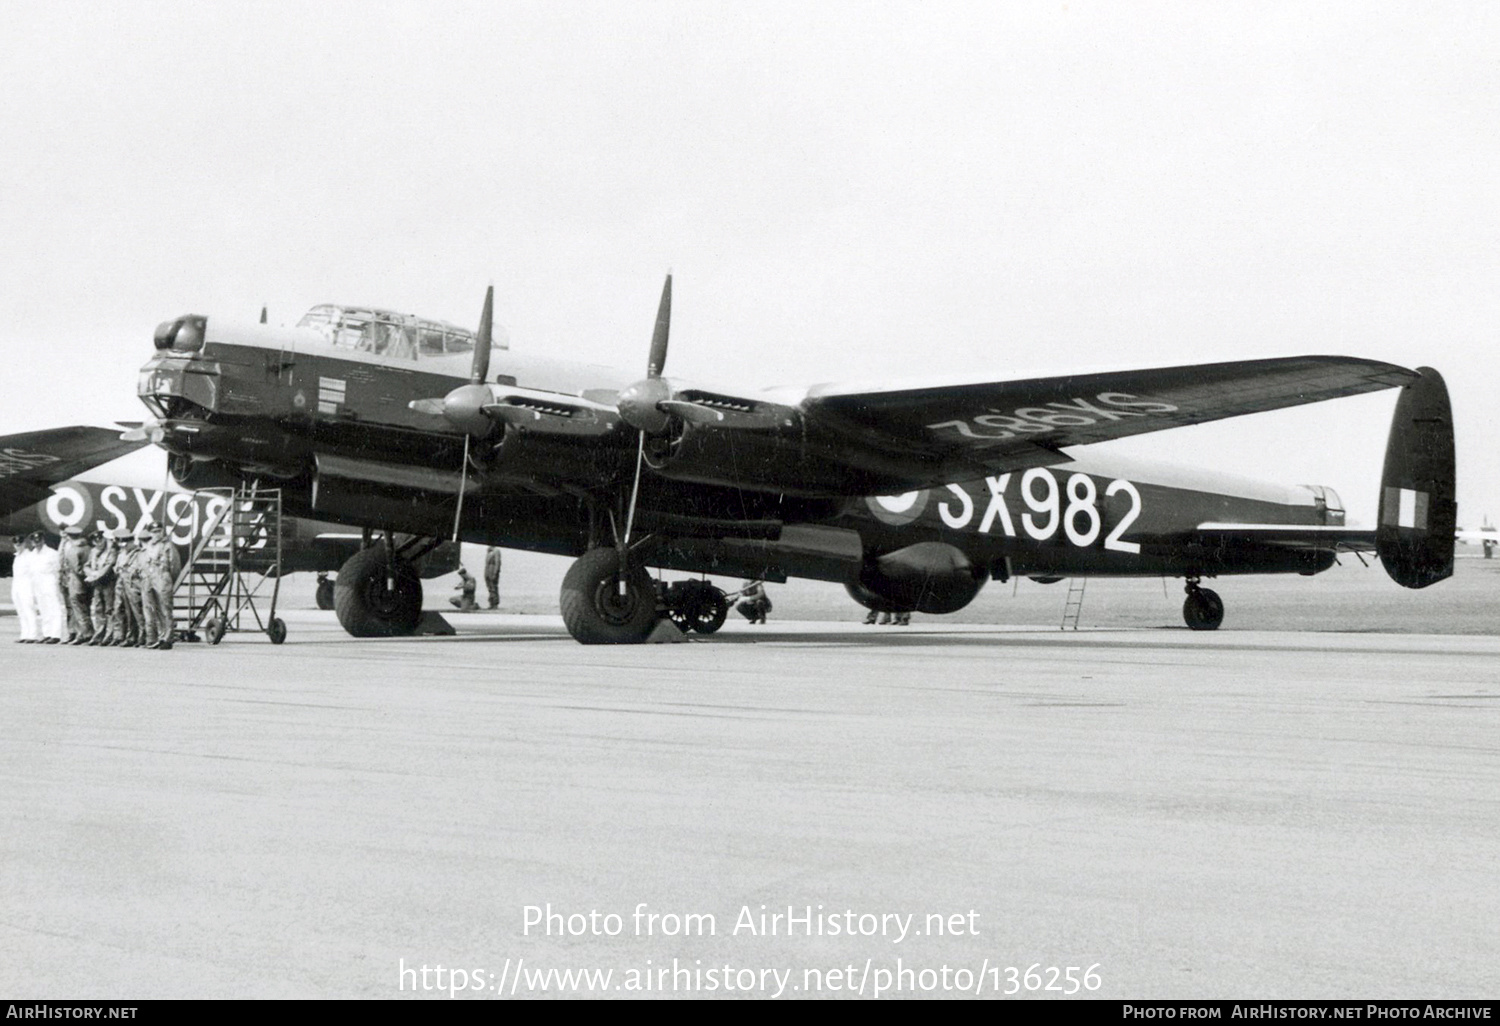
484;547;502;609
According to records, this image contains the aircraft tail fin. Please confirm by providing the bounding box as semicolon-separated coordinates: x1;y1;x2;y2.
1376;366;1455;588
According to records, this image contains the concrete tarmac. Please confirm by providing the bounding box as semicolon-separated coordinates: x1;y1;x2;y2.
1;611;1496;999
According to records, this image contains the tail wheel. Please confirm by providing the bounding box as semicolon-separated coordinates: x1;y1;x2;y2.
334;547;424;637
1183;587;1224;631
560;548;658;644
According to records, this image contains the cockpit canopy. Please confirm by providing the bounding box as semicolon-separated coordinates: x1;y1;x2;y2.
295;304;506;361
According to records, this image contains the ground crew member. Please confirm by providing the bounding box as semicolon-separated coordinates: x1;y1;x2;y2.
31;532;67;643
484;546;502;609
735;579;771;624
12;535;40;643
450;566;478;612
60;526;93;643
84;530;119;645
139;520;181;650
114;528;145;647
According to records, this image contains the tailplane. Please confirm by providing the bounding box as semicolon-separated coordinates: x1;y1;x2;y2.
1376;367;1455;588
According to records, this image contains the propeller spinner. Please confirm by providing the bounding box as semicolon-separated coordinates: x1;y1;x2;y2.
408;286;496;436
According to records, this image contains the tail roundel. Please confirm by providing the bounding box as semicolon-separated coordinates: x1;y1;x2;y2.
1376;367;1455;589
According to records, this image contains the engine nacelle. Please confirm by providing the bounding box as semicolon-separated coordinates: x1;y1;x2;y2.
167;452;244;491
845;541;986;614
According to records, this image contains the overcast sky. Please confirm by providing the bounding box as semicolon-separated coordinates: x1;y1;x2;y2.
1;0;1494;524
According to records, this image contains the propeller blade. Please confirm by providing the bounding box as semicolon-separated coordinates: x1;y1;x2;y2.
408;398;447;416
646;274;671;378
657;399;724;424
471;285;494;386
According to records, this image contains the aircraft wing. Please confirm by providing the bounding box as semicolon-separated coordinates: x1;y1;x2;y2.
731;355;1416;494
805;355;1411;451
0;426;146;519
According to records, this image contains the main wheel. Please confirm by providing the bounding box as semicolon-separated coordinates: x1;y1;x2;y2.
334;547;424;637
560;548;659;644
315;577;335;610
1183;587;1225;631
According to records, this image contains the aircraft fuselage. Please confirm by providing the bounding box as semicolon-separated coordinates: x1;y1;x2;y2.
139;319;1342;598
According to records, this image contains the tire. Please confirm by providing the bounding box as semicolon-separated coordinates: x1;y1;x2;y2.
206;618;226;645
268;617;287;645
560;548;659;644
315;579;335;611
334;547;423;637
1183;588;1225;631
663;581;729;635
689;588;728;634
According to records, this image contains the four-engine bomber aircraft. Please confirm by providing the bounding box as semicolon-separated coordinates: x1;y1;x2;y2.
135;278;1455;643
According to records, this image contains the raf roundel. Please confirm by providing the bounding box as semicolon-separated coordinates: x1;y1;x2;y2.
865;489;931;526
41;483;95;534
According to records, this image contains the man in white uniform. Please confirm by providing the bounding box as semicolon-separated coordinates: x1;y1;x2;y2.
11;535;40;642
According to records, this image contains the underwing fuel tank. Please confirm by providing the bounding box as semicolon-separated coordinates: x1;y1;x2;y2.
1376;367;1455;588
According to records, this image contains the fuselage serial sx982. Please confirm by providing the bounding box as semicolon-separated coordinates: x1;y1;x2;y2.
135;278;1455;644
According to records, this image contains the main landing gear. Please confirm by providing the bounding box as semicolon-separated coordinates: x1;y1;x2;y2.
1182;578;1224;631
560;549;731;644
561;548;658;644
332;532;444;637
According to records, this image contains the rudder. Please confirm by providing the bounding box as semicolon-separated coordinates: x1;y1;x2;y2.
1376;367;1455;588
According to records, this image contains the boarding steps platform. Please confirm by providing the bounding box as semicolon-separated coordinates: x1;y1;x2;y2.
170;486;287;645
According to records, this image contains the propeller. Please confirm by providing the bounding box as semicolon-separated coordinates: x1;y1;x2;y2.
408;286;496;436
617;275;723;436
401;287;495;539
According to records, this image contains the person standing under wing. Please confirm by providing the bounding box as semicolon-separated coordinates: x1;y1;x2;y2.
139;521;180;650
31;532;67;643
84;530;118;645
11;535;39;643
484;546;502;609
115;529;145;647
60;526;94;644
